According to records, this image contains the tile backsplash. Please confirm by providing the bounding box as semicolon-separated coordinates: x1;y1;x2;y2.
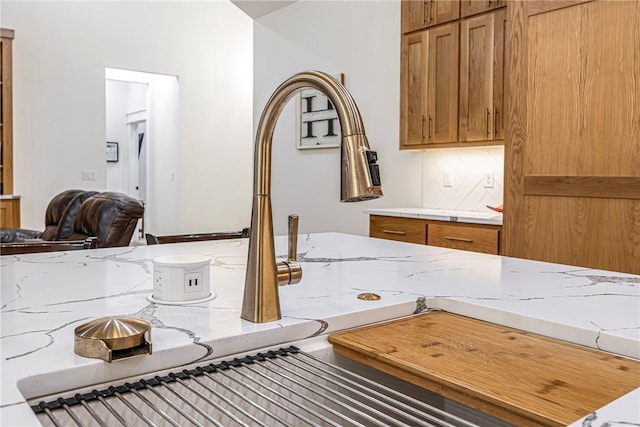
421;145;504;212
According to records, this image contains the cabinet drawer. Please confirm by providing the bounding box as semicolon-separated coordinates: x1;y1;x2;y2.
427;223;499;254
370;215;426;244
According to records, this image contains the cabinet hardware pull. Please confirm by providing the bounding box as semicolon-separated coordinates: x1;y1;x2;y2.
494;107;498;138
444;236;473;243
422;116;426;140
429;0;434;22
428;115;432;141
486;108;491;138
383;230;406;235
423;1;428;25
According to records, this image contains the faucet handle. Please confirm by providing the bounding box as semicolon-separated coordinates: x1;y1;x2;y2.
288;214;298;262
277;214;302;285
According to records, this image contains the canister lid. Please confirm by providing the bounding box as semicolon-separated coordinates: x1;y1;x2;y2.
74;317;152;362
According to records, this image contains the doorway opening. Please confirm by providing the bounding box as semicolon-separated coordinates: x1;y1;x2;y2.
105;68;179;240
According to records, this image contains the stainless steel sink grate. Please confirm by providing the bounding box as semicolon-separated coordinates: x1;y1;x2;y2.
31;346;479;427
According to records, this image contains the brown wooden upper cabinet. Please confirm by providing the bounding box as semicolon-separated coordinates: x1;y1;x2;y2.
400;3;506;149
460;0;505;18
402;0;461;33
459;8;506;142
400;22;459;149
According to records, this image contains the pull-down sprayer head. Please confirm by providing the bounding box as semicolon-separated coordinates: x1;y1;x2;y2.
341;134;382;202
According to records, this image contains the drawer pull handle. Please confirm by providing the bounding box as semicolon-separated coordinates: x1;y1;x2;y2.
383;230;406;235
444;236;473;243
486;108;491;138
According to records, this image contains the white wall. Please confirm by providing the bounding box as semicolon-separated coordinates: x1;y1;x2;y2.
2;1;254;233
254;0;422;237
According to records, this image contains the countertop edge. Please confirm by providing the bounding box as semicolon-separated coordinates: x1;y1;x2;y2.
364;208;503;226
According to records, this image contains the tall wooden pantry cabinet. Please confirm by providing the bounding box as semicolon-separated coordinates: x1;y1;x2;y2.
504;0;640;274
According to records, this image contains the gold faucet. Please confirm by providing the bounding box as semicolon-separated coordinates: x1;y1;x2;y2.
241;71;383;323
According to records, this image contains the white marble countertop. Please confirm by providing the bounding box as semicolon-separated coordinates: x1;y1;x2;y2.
567;388;640;427
364;207;503;225
1;233;638;426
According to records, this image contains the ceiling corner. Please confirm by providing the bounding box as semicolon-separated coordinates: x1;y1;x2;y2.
231;0;297;20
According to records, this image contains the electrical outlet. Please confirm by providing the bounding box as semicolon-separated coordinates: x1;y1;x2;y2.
184;272;203;293
443;170;453;187
81;169;97;181
154;270;164;291
484;171;495;188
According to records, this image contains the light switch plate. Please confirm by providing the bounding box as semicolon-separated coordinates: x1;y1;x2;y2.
81;169;97;181
443;170;453;187
484;171;495;188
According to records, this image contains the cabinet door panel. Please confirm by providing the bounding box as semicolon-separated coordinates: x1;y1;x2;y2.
0;198;20;228
1;31;14;194
428;22;459;144
432;0;461;25
400;31;429;148
461;0;504;18
461;0;491;17
460;13;494;142
401;0;427;33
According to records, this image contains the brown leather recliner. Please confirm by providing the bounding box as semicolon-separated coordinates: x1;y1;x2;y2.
0;189;98;243
40;190;99;240
69;191;144;247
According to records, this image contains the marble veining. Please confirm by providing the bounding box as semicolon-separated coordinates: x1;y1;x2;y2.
568;389;640;427
133;303;215;363
1;232;638;426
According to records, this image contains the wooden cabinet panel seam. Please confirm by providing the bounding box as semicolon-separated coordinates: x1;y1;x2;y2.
524;176;640;199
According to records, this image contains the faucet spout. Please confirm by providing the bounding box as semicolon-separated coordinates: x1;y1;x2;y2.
241;71;382;323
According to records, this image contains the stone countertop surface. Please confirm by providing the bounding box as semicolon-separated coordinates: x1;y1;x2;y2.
364;207;503;225
1;232;638;425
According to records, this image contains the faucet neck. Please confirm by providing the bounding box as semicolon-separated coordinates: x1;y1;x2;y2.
241;71;380;323
253;71;366;196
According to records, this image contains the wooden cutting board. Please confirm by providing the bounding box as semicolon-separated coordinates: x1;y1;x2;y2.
328;312;640;426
